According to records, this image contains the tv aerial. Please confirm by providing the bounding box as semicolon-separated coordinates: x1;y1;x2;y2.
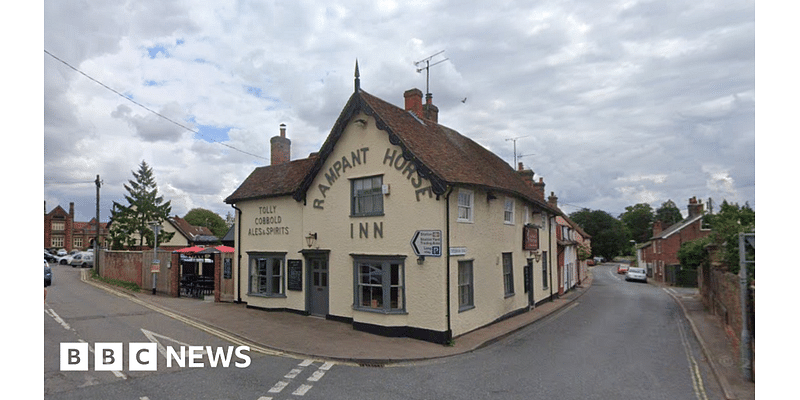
415;50;449;96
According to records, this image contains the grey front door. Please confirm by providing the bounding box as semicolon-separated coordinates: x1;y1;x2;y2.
308;257;329;317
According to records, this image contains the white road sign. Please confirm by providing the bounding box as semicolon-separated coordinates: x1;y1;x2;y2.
411;230;442;257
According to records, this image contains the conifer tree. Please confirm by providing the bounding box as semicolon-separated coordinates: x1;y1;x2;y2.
109;161;174;249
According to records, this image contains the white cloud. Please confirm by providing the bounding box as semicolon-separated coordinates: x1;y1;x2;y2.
43;0;755;223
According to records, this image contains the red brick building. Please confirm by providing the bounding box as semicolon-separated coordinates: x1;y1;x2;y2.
639;197;710;283
44;202;109;252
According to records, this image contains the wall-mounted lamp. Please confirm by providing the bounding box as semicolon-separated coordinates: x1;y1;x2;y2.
417;256;425;265
486;192;497;201
529;250;542;263
305;232;317;248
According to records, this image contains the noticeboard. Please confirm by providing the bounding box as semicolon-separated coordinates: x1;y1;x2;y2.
287;259;303;291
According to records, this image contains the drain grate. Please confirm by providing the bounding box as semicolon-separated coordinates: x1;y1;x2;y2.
358;362;386;368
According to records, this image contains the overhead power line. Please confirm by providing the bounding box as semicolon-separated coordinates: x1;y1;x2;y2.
44;49;268;161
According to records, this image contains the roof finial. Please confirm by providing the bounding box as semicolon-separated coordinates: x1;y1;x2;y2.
354;59;361;92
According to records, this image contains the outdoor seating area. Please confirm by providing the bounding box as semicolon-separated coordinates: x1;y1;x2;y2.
180;274;215;298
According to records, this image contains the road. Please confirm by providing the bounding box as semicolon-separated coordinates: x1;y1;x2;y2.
45;262;722;399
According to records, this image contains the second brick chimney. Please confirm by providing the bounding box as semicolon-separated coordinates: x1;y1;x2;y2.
404;89;424;117
687;196;704;218
270;124;291;166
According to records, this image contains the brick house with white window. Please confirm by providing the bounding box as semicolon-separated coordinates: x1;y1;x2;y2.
639;197;711;283
44;202;109;252
224;66;566;344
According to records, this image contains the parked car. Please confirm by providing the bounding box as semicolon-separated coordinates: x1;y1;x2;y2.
45;260;52;287
56;249;68;257
70;252;94;268
58;250;80;265
625;267;647;283
617;265;629;274
44;250;57;263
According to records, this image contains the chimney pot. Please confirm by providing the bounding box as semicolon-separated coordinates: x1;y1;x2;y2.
271;124;291;165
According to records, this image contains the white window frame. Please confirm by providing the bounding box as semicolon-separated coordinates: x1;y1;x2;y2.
504;198;515;225
457;189;474;223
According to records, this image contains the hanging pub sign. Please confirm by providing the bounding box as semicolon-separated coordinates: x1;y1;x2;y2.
523;224;539;250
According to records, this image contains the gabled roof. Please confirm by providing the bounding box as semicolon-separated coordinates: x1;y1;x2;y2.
293;89;560;214
225;157;317;204
226;87;560;215
169;216;215;241
650;214;705;240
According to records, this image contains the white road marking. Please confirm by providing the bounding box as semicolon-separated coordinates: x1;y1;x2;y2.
307;369;326;382
284;368;302;379
263;359;334;398
268;380;288;393
293;384;313;396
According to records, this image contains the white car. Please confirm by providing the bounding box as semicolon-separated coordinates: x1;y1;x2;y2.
625;267;647;283
70;252;94;268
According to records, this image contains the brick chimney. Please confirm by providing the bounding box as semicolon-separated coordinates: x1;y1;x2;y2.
533;178;546;202
517;163;547;202
423;93;439;123
404;89;424;117
653;220;664;236
270;123;291;166
548;191;558;208
687;196;704;218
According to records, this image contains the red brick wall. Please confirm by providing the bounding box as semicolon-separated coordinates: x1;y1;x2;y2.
100;251;144;287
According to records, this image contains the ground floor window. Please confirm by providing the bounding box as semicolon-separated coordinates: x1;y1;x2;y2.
353;256;405;312
248;253;285;297
458;260;474;311
503;252;514;296
542;251;549;289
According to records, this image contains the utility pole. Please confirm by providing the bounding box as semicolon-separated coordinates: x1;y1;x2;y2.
94;175;102;275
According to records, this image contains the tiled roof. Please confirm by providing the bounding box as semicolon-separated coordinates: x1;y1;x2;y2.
224;157;317;203
170;216;214;240
228;89;560;215
650;214;704;240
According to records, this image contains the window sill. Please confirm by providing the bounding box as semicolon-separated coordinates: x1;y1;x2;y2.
248;293;287;299
457;219;474;224
504;292;515;299
458;305;475;313
352;306;407;315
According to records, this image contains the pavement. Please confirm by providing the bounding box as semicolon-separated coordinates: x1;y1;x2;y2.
81;264;754;399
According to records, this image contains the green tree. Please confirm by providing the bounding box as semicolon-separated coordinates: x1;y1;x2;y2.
184;208;228;239
109;161;174;249
677;236;711;270
619;203;654;244
569;209;628;261
655;199;683;226
706;200;755;276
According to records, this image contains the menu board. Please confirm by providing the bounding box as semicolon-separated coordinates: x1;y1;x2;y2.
287;259;303;291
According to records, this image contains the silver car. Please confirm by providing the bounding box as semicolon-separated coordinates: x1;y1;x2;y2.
70;252;94;268
625;267;647;283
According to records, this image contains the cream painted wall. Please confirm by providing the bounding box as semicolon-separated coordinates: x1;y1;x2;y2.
302;113;448;332
447;188;555;337
230;111;560;339
235;196;305;311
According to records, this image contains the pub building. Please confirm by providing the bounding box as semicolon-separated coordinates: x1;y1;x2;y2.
225;66;565;344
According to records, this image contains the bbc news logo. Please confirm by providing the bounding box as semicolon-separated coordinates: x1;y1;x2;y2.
60;343;251;371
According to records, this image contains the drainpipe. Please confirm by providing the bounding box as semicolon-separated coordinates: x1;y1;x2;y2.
231;204;243;303
549;215;554;301
444;186;454;343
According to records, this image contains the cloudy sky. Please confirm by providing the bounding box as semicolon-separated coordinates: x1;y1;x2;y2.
42;0;756;224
